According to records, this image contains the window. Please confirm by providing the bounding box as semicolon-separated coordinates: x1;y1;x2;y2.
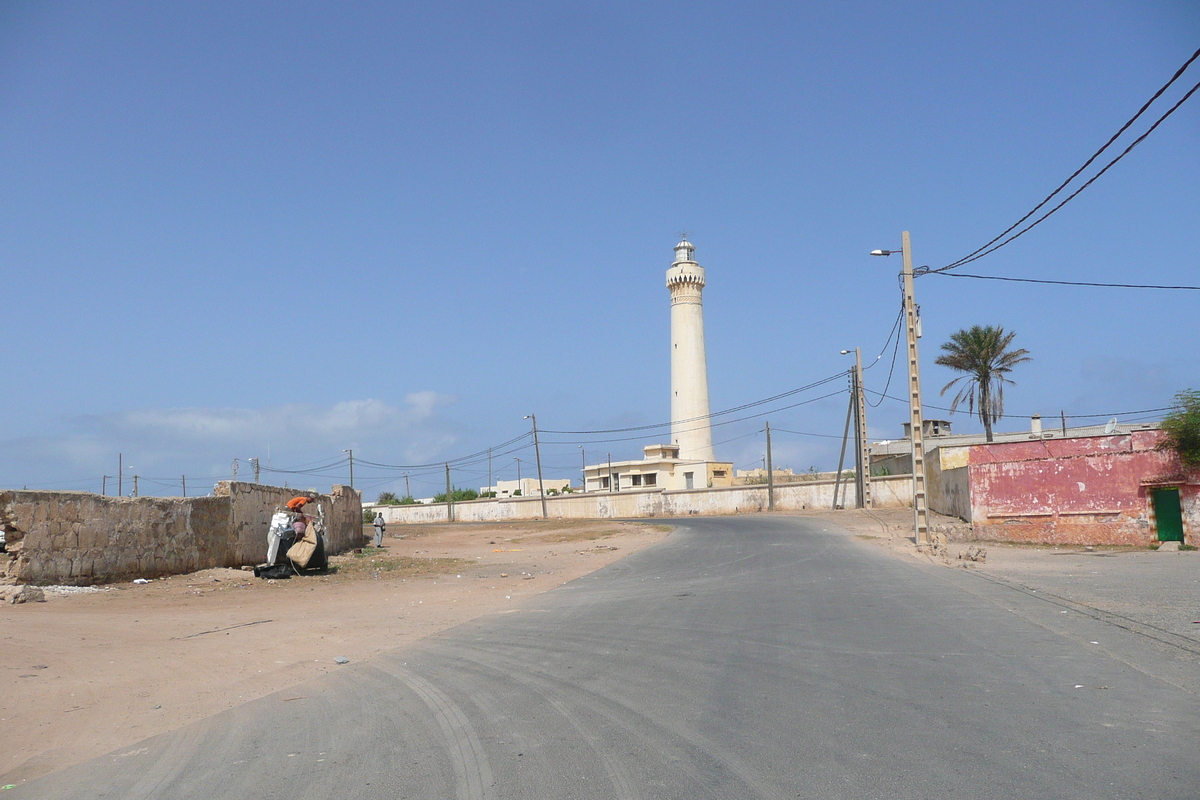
644;474;657;486
631;474;642;486
685;472;694;490
600;477;610;489
713;470;726;477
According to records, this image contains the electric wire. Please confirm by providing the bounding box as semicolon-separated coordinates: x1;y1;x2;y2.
541;372;849;435
863;388;1172;420
936;46;1200;273
926;272;1200;290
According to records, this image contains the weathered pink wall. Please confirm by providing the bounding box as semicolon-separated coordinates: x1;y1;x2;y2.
968;430;1198;545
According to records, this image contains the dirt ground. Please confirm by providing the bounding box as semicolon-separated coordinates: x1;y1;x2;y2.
0;519;669;786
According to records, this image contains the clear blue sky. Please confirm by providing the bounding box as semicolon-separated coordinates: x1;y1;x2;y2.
2;1;1197;499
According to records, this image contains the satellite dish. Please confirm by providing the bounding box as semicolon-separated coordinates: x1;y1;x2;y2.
1104;418;1118;435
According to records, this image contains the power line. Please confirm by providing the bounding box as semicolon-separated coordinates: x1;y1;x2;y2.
926;272;1200;290
769;427;845;440
935;46;1200;273
541;372;849;435
864;388;1172;420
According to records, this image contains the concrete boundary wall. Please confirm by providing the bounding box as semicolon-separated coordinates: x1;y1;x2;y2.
372;475;914;524
1;483;361;586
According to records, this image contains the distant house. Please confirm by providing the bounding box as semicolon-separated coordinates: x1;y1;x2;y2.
583;444;733;493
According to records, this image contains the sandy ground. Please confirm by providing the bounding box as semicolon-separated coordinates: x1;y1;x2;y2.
0;519;669;786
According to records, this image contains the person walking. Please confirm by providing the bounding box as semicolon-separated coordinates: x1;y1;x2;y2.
372;512;386;547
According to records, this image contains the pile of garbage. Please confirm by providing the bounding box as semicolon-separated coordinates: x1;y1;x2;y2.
253;496;329;579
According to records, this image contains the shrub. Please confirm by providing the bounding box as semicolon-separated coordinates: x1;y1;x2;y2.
1159;389;1200;469
432;487;480;503
377;491;400;505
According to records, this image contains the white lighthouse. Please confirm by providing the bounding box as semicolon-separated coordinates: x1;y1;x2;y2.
667;238;717;462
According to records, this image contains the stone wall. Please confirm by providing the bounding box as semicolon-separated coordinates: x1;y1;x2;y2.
371;475;914;524
1;483;362;586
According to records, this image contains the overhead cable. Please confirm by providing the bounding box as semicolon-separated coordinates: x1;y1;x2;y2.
926;272;1200;290
934;46;1200;273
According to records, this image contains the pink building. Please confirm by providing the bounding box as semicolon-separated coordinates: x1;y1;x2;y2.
959;430;1196;546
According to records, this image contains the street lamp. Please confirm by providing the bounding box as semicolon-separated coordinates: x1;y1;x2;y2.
870;232;929;548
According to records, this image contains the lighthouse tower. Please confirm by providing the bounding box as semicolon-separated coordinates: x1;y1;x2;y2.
667;238;717;462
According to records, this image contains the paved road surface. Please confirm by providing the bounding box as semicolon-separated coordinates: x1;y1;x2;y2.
18;516;1200;799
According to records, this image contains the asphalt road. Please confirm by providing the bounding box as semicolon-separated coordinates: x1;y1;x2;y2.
18;516;1200;799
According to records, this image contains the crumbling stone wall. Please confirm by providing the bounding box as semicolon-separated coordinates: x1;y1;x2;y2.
0;491;230;585
1;483;362;586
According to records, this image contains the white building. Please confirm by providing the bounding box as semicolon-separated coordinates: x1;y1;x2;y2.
483;478;572;498
583;444;732;493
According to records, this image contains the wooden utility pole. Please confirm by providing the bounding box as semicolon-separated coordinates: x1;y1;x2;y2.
445;463;453;522
182;475;187;497
343;450;354;489
404;474;410;500
765;422;775;511
132;475;139;498
118;454;123;498
102;475;108;496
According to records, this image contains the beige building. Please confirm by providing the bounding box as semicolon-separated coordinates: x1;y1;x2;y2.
583;444;733;493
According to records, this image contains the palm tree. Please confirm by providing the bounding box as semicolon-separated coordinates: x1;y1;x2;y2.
934;325;1031;442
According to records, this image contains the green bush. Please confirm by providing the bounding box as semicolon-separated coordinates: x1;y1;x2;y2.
1159;389;1200;469
432;487;479;503
362;509;376;523
398;495;418;505
377;491;400;505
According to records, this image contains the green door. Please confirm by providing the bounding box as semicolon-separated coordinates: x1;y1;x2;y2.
1152;488;1184;542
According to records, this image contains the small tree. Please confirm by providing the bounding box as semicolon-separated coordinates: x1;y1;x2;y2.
1159;389;1200;469
377;491;400;505
935;325;1031;442
398;495;418;505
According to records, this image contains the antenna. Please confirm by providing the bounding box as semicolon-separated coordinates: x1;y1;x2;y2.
678;229;690;242
1104;418;1118;435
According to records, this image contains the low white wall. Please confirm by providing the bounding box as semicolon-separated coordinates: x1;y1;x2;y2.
374;475;913;524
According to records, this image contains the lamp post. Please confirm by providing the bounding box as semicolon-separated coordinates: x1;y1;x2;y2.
871;232;929;548
524;414;548;519
840;347;871;509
